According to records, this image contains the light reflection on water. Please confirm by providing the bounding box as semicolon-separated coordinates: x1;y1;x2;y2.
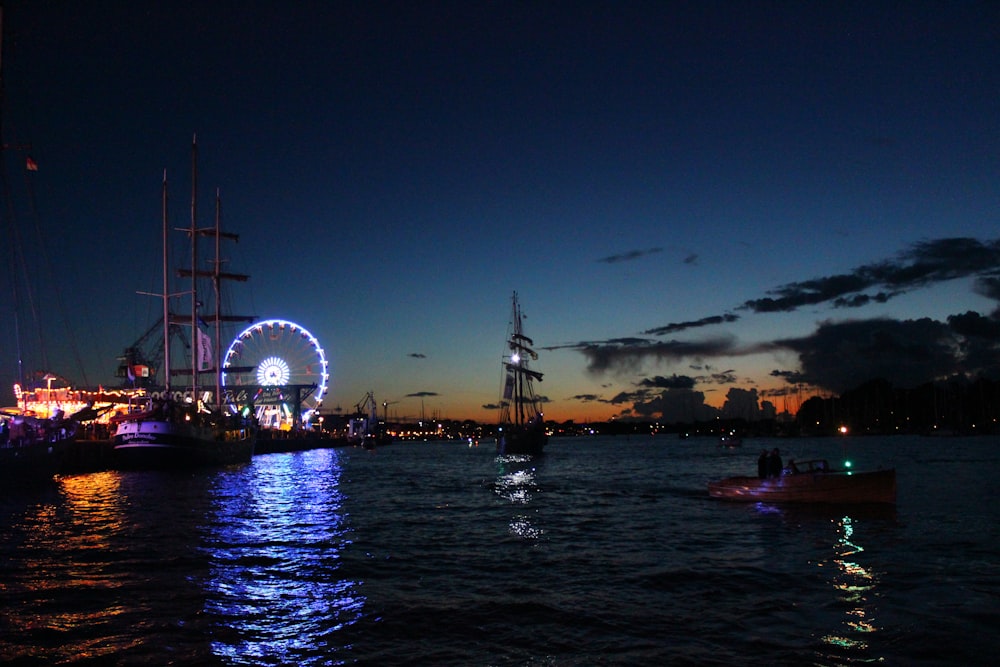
5;473;131;662
494;454;543;539
3;435;998;665
821;514;881;654
201;448;364;664
748;500;893;665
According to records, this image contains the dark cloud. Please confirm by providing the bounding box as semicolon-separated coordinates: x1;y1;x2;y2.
742;237;1000;313
543;336;648;353
774;318;961;394
948;311;1000;339
683;253;698;265
638;375;696;390
973;276;1000;315
570;394;603;402
707;370;739;385
760;385;802;398
408;353;427;359
946;311;1000;378
572;336;738;374
769;369;806;384
569;236;1000;417
406;391;439;397
607;389;651;405
596;247;664;264
643;314;739;336
629;388;719;422
720;387;761;420
831;292;898;308
482;402;501;410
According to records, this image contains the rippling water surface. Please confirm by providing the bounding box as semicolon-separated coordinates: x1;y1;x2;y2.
1;435;997;665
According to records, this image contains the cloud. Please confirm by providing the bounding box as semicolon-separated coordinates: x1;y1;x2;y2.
638;374;696;389
406;391;439;397
643;314;739;336
946;311;1000;378
772;318;961;394
570;336;738;374
596;247;664;264
707;370;739;385
629;387;719;422
567;236;1000;416
408;353;427;359
607;388;653;406
742;237;1000;313
973;276;1000;315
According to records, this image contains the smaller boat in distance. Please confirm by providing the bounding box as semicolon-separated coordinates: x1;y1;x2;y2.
718;432;742;448
708;459;896;504
496;292;547;456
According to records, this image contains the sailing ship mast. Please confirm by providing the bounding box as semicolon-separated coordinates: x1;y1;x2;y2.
0;4;35;396
497;291;547;455
501;292;543;426
174;134;253;411
161;170;170;391
189;134;199;397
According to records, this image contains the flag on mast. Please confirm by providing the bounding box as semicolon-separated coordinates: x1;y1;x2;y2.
197;327;213;371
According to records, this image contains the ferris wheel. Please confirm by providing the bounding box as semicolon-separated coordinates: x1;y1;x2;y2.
221;318;329;429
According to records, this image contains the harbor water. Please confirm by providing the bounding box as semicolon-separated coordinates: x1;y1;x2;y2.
2;435;997;665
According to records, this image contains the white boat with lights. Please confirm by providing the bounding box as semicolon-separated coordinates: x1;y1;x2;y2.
112;139;257;469
496;292;547;456
708;459;896;504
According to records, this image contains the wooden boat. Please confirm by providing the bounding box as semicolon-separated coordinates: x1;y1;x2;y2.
708;459;896;504
496;292;547;456
112;138;256;469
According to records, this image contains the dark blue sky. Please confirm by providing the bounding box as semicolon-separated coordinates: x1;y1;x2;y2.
2;1;998;421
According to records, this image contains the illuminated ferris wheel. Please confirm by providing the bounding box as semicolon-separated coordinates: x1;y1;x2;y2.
222;318;329;429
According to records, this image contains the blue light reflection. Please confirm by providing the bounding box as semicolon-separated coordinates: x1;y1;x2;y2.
200;449;364;664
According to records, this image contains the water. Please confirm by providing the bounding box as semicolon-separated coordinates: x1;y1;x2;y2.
1;435;997;666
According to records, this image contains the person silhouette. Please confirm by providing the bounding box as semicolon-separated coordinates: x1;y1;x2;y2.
767;448;782;478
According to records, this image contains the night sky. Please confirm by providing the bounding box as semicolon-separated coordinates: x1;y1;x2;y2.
2;1;998;423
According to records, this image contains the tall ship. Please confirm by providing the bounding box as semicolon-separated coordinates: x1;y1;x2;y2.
496;292;547;456
111;138;257;468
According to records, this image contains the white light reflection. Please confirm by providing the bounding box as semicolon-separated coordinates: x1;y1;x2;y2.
820;515;881;654
494;454;543;540
201;449;364;664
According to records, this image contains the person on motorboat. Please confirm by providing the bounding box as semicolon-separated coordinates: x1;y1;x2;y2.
767;448;782;478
